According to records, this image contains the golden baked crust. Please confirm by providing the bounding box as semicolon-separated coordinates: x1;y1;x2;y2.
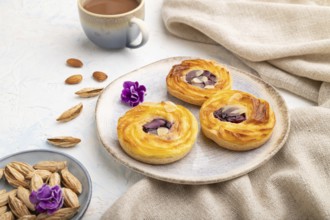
117;101;198;164
166;59;232;106
200;90;276;151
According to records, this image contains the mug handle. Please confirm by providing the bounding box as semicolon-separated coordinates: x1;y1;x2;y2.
127;17;149;49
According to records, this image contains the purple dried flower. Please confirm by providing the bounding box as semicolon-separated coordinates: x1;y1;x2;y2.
29;184;64;215
121;81;146;107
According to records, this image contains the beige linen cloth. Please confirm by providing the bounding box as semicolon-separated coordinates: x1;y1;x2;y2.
103;1;330;219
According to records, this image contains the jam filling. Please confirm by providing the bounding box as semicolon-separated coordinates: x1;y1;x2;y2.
213;106;246;123
143;118;172;134
185;70;217;88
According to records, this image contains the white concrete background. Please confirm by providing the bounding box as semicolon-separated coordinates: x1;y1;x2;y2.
0;0;314;219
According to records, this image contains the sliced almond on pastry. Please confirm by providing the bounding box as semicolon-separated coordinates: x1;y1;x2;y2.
191;78;203;84
199;76;208;83
157;127;169;136
195;70;204;76
204;85;215;89
163;101;177;113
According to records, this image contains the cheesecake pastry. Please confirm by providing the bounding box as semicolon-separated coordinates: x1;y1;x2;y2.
166;59;232;106
200;90;276;151
117;101;198;164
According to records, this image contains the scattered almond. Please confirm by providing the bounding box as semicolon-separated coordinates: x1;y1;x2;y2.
66;58;83;68
65;74;83;85
75;87;103;98
56;103;83;122
47;136;81;148
92;71;108;82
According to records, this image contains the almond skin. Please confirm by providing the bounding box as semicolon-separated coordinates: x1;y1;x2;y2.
47;136;81;148
65;74;82;85
75;88;103;98
93;71;108;82
56;103;83;122
66;58;83;68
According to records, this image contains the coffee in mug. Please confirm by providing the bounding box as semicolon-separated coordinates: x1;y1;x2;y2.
84;0;139;15
78;0;148;49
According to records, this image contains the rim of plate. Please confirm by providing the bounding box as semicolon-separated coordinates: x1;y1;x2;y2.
95;56;290;185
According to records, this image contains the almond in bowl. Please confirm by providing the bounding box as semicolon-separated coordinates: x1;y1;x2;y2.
0;150;92;220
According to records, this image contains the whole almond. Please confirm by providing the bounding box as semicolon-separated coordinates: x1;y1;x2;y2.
36;207;78;220
18;215;36;220
47;136;81;148
33;161;67;173
26;170;52;181
0;206;7;215
7;162;34;178
5;166;25;182
62;188;80;208
8;195;31;218
56;103;83;122
66;58;83;68
17;187;35;211
65;74;82;85
30;174;43;192
61;168;82;194
4;168;29;188
75;87;103;98
0;211;14;220
48;173;61;187
0;190;17;206
93;71;108;82
0;168;3;180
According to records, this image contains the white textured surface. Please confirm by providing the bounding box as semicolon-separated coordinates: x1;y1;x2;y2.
0;0;314;219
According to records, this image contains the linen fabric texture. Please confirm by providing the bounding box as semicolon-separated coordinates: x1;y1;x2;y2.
103;1;330;219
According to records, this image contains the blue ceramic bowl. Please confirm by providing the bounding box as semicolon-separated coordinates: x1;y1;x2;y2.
0;149;92;220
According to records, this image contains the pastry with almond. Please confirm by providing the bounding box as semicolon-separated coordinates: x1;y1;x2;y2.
117;101;198;164
200;90;276;151
166;59;232;106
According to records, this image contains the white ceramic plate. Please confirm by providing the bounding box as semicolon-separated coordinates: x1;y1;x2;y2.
0;149;92;219
96;57;290;184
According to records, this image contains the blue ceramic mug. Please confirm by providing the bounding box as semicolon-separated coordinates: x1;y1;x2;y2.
78;0;149;49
